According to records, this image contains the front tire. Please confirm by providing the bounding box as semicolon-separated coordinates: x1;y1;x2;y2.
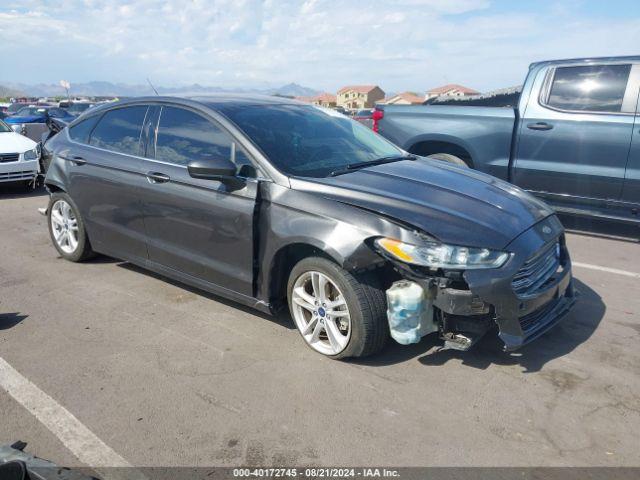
47;192;94;262
427;153;469;167
287;257;388;359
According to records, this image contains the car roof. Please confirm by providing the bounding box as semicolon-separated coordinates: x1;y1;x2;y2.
84;94;306;115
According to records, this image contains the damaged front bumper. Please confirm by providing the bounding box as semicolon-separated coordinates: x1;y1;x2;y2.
386;215;576;352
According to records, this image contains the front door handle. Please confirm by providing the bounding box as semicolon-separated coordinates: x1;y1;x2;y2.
527;122;554;131
146;171;170;184
70;155;87;165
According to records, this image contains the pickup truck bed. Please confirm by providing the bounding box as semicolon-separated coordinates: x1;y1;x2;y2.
378;105;516;181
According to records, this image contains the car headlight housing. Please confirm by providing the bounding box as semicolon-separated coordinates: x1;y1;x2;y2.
375;238;509;270
23;146;40;161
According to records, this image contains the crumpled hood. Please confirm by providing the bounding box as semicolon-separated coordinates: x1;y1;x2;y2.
291;159;554;250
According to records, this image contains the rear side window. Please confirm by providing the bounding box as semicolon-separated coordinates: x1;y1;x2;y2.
155;106;233;166
89;106;148;156
68;115;100;143
546;64;631;113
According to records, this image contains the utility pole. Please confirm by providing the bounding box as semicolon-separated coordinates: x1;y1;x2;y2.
60;80;71;101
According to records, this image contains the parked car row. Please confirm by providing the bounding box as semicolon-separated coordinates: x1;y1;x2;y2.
0;100;105;186
0;118;40;186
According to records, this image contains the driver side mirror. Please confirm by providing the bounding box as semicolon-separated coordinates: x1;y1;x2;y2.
187;157;245;189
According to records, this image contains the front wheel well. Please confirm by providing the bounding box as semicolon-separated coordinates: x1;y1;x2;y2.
408;141;473;167
45;183;65;193
267;243;338;310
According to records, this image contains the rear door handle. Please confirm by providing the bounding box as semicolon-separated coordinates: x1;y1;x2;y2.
527;122;554;131
146;171;170;184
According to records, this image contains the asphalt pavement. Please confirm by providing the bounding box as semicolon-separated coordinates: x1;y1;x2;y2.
1;185;639;468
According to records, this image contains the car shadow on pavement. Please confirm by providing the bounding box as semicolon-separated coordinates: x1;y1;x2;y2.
117;262;296;330
0;313;28;330
353;279;604;372
0;184;47;199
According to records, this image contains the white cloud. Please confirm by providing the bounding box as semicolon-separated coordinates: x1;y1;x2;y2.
0;0;638;93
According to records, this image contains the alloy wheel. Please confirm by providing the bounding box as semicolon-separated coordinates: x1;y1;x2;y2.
291;271;351;355
50;200;79;254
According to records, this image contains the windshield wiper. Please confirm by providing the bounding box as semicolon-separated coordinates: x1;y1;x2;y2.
329;154;416;177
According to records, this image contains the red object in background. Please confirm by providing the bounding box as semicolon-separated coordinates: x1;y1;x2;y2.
372;109;384;132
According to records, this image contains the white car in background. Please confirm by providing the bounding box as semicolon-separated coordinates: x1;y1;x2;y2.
0;119;40;187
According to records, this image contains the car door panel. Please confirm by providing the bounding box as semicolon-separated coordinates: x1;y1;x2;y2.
139;164;257;294
64;145;148;260
514;63;635;204
138;105;258;296
64;106;150;261
621;67;640;207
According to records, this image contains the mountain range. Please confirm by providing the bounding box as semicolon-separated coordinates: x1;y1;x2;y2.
0;81;320;99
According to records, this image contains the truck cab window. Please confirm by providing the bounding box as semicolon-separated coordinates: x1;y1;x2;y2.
546;64;631;113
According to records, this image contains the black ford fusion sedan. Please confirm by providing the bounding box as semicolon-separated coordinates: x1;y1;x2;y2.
42;95;575;359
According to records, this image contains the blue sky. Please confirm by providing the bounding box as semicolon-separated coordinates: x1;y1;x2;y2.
1;0;639;94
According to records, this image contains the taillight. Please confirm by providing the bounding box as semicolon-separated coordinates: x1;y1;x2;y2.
372;109;384;133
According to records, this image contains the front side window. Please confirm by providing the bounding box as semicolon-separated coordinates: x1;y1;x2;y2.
155;106;236;167
218;104;402;178
89;106;148;156
0;120;11;133
546;64;631;113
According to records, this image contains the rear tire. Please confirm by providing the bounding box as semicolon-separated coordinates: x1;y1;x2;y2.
287;257;389;359
427;153;469;167
47;192;95;262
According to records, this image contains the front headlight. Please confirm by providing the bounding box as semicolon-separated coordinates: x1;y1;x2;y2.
375;237;509;270
23;147;40;161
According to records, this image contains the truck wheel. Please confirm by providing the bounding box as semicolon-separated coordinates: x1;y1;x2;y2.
287;257;389;359
427;153;469;167
47;192;95;262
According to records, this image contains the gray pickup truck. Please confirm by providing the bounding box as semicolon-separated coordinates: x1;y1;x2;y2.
375;56;640;225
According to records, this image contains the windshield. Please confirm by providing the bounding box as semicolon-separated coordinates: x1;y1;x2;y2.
7;103;24;113
15;107;44;116
48;108;66;117
218;104;402;177
0;120;10;133
68;103;92;114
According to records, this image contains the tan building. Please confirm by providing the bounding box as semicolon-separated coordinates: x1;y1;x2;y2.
382;91;424;105
311;93;337;108
294;93;337;108
425;84;479;100
337;85;385;109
